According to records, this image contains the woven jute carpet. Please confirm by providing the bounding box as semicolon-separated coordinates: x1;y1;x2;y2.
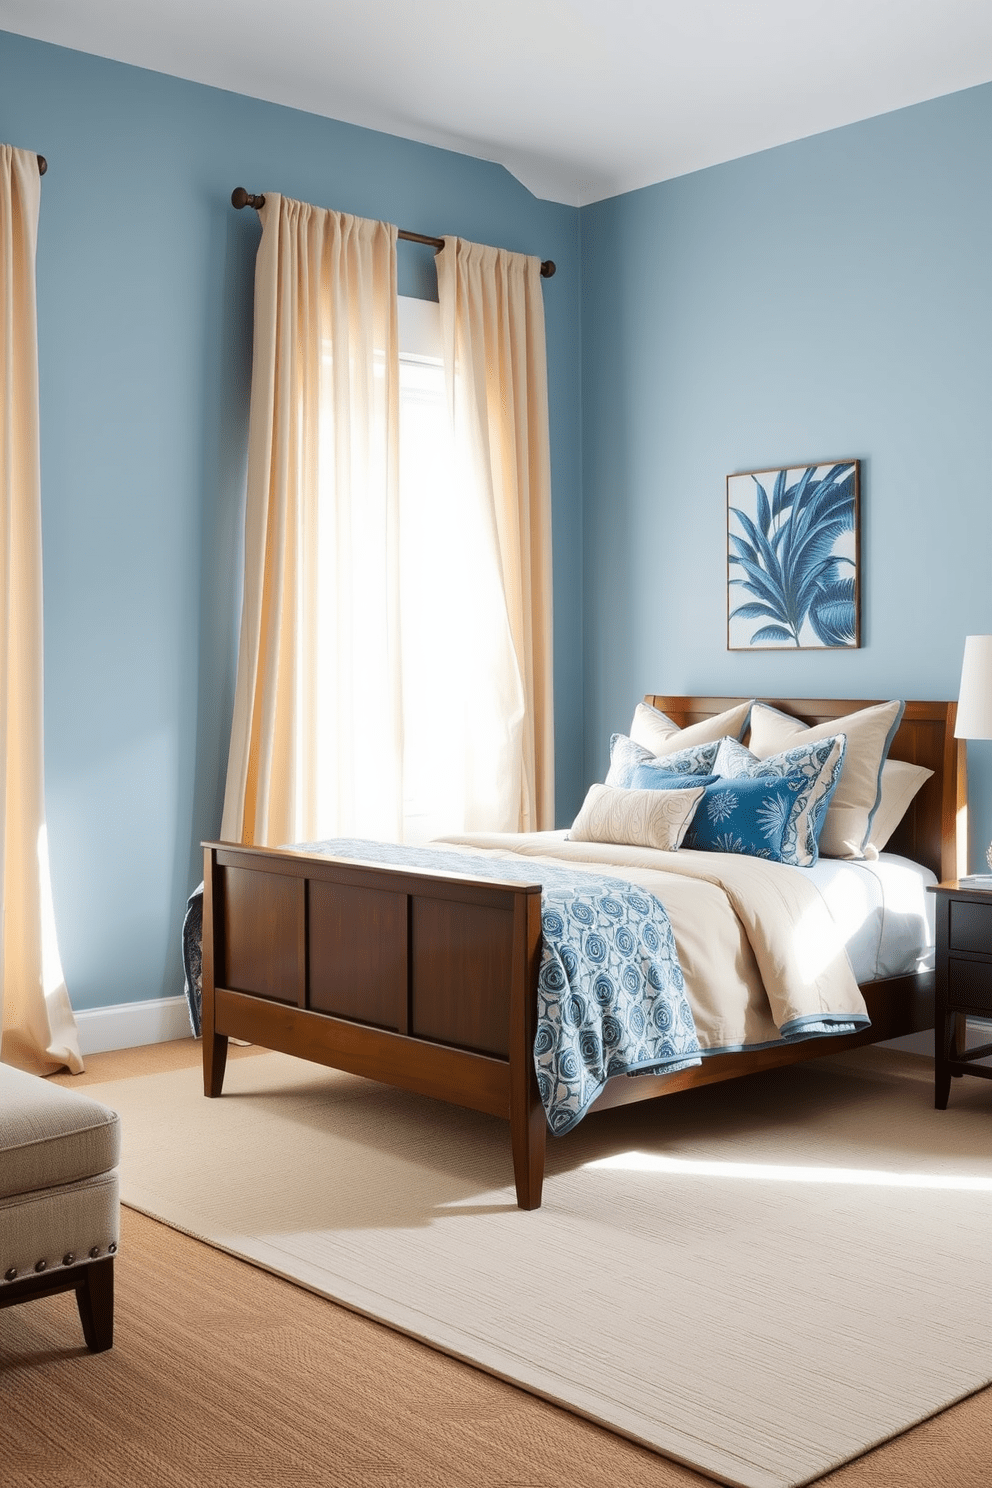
59;1043;992;1488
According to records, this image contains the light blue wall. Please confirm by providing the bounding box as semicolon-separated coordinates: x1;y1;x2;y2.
0;31;583;1011
581;84;992;868
4;32;991;1022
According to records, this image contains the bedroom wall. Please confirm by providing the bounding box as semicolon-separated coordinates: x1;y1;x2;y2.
0;30;583;1015
580;82;992;870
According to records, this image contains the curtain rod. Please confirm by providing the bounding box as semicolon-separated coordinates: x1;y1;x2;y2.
231;187;555;278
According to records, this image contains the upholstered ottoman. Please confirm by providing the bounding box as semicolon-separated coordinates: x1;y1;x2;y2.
0;1062;121;1352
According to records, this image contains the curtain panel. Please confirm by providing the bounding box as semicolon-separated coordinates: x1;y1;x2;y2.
222;199;556;849
436;237;555;832
0;144;81;1074
221;196;403;847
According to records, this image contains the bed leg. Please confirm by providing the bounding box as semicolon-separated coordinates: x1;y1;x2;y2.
509;888;546;1209
204;1031;229;1097
201;846;227;1097
510;1090;546;1210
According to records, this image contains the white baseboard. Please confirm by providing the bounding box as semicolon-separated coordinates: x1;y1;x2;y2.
74;996;193;1055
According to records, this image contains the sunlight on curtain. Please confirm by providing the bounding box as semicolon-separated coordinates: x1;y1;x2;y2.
397;344;532;842
222;206;556;849
221;196;402;847
436;237;555;832
0;144;82;1074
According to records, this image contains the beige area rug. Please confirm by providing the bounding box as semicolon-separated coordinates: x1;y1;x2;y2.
83;1047;992;1488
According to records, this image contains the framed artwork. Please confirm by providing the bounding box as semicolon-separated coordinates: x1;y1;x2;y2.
727;460;860;650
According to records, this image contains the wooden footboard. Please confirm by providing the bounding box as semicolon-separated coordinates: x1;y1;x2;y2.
201;841;935;1212
201;843;548;1208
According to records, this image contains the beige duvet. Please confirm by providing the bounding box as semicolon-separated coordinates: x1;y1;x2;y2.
436;830;868;1052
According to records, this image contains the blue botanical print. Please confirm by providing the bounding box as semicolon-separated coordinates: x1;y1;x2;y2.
707;790;738;824
712;734;846;866
729;463;857;648
756;792;791;841
685;775;810;863
711;832;771;858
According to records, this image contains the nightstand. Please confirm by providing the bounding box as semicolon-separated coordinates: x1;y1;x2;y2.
928;881;992;1109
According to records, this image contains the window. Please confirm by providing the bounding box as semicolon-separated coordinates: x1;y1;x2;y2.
397;298;517;843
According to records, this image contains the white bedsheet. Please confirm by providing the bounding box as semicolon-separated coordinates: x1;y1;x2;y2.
803;851;936;983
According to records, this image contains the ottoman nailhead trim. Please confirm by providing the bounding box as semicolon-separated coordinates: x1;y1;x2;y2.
89;1246;100;1259
62;1253;75;1266
34;1259;47;1273
4;1268;16;1281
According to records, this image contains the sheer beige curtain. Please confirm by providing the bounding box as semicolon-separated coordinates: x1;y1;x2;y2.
221;196;402;847
0;145;82;1074
436;238;555;831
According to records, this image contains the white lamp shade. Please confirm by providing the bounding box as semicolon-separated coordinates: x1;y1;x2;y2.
955;635;992;739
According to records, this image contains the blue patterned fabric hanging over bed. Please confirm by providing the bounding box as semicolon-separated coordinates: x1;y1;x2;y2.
183;840;702;1134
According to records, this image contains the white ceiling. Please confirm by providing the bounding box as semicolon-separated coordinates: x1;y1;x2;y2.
4;0;992;205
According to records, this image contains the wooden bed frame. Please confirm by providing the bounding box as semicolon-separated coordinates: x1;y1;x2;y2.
201;696;965;1210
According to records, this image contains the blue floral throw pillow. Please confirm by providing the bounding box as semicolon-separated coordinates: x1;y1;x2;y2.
683;775;812;862
711;733;847;867
606;734;721;789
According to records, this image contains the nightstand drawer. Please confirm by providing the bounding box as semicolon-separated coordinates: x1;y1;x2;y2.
947;956;992;1013
948;899;992;954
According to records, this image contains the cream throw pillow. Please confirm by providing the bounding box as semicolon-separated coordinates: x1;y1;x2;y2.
866;759;933;853
629;700;753;757
570;783;704;851
747;700;904;859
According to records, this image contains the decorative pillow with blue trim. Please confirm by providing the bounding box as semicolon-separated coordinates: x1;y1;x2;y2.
711;733;847;867
683;775;814;862
747;700;904;859
605;734;721;789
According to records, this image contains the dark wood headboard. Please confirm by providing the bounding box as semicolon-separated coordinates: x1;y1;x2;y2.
645;696;965;883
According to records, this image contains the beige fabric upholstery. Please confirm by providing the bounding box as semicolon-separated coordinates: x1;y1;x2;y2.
0;1062;120;1289
0;1170;119;1284
0;1062;119;1199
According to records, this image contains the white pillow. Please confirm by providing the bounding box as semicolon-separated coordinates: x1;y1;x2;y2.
867;759;934;853
747;700;904;859
629;700;753;758
569;783;704;851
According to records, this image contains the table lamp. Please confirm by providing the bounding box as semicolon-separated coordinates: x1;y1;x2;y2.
954;633;992;880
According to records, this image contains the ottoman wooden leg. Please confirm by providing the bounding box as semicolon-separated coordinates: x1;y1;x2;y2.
75;1257;114;1353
